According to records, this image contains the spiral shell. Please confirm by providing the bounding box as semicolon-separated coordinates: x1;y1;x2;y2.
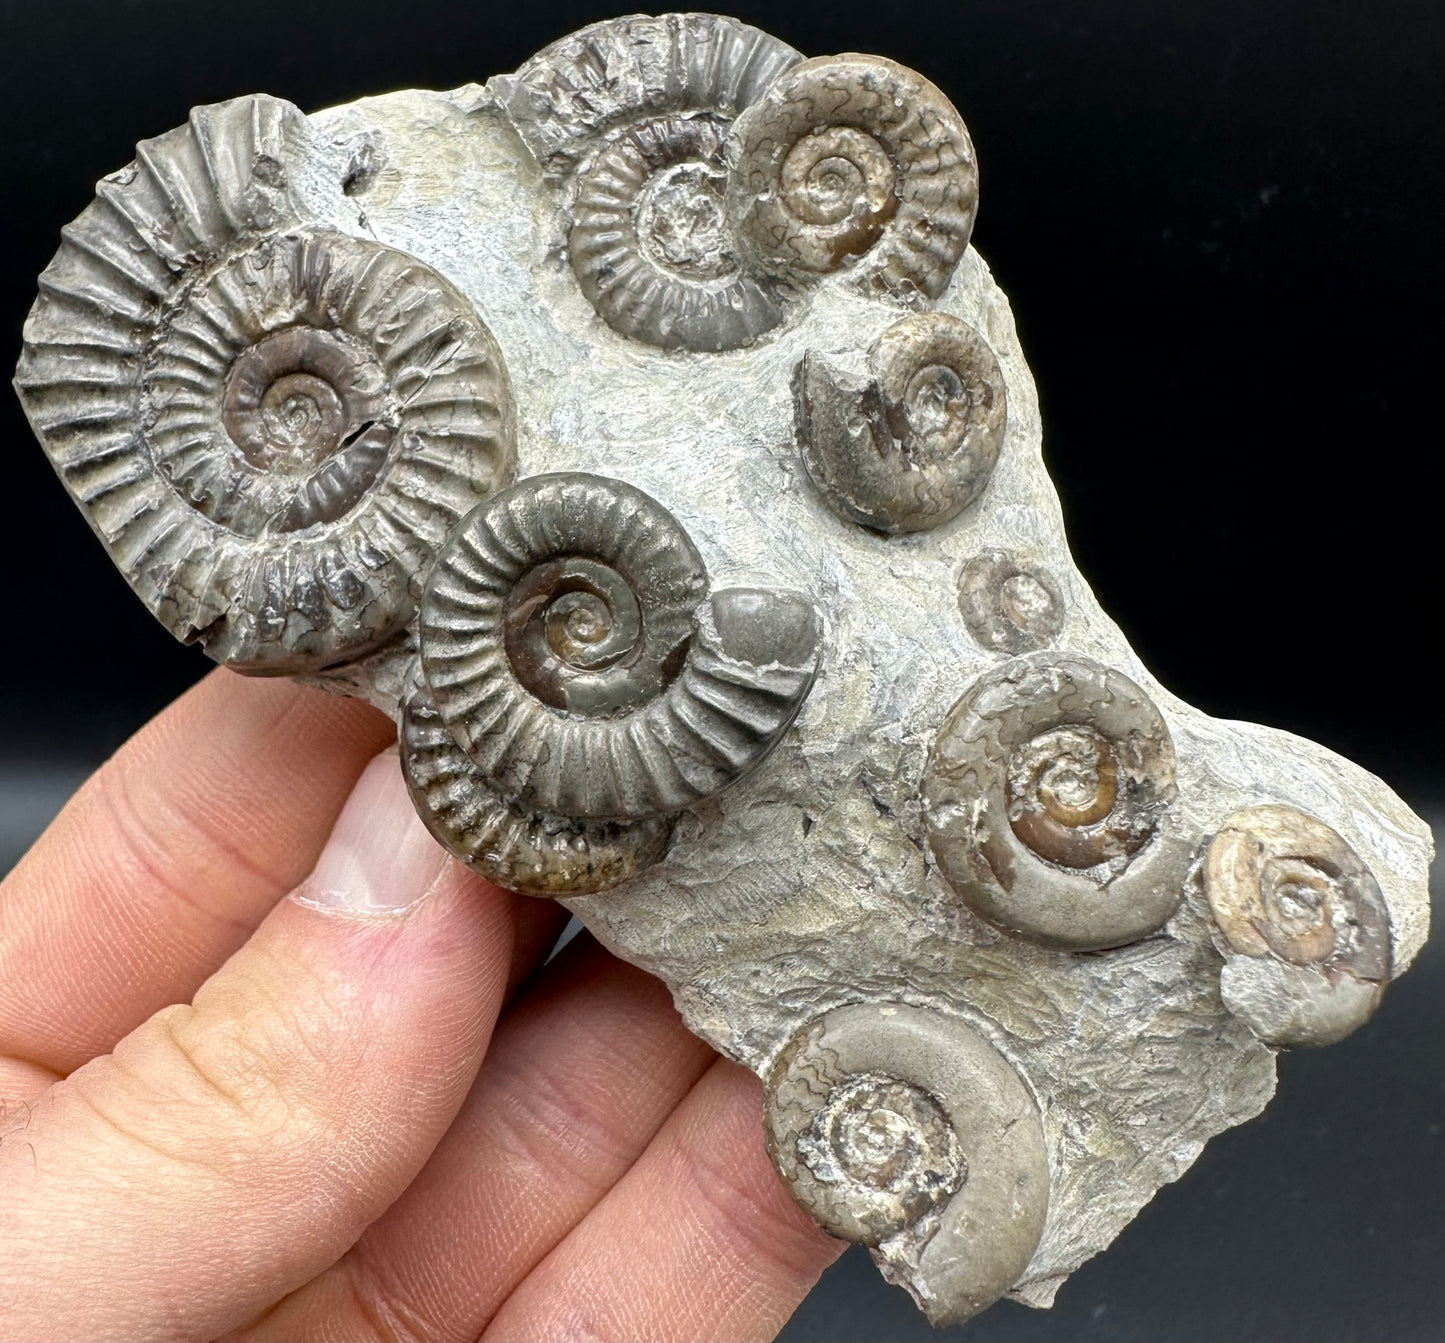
418;473;822;821
957;551;1065;653
490;13;801;180
923;654;1189;951
568;113;786;351
400;674;672;897
796;313;1007;533
728;54;978;300
765;1002;1049;1326
13;96;515;672
1204;805;1391;1047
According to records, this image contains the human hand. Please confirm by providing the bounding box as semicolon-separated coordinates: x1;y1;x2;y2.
0;672;842;1341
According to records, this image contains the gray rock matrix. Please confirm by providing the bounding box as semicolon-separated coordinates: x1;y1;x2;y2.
13;13;1432;1329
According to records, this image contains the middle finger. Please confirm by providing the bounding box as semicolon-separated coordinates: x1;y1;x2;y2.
244;934;715;1342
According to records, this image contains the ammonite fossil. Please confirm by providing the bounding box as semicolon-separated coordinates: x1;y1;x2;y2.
493;12;802;351
765;1003;1049;1326
957;549;1066;653
15;95;515;673
12;13;1432;1333
727;54;979;299
1203;805;1393;1047
417;473;821;827
923;654;1188;951
567;113;786;351
795;311;1007;533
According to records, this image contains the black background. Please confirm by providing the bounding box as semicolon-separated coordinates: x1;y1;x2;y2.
0;2;1440;1340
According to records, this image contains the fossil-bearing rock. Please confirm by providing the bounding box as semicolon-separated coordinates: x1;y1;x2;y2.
11;13;1433;1330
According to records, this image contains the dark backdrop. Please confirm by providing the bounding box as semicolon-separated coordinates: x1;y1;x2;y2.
0;2;1440;1340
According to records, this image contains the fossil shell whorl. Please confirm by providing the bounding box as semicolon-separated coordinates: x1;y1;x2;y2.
568;113;786;351
490;12;801;180
796;313;1007;534
923;655;1189;951
419;473;823;821
727;54;978;300
765;1002;1049;1327
957;550;1065;654
14;98;516;674
1204;805;1392;1047
399;674;672;897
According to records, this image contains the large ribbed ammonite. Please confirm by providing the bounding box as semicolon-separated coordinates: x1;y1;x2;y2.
14;95;514;673
407;472;822;892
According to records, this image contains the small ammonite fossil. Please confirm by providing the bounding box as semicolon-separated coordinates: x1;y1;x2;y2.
14;95;515;673
417;472;822;831
957;550;1066;653
923;654;1189;951
765;1002;1049;1326
727;54;979;300
568;113;786;351
1203;805;1393;1047
796;312;1007;533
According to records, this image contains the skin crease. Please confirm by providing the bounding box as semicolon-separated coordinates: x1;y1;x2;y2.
0;671;842;1343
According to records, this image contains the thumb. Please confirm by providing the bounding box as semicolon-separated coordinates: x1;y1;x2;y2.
0;755;516;1342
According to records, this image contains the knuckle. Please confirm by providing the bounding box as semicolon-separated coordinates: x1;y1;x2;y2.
485;1051;640;1195
341;1251;437;1343
94;763;280;936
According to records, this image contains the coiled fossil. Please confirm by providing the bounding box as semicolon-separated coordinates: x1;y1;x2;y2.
795;313;1007;533
489;12;801;180
399;672;673;897
764;1002;1049;1326
923;654;1190;951
727;54;979;300
568;112;786;351
13;95;515;673
957;550;1065;653
492;12;801;351
1203;805;1392;1047
418;473;822;824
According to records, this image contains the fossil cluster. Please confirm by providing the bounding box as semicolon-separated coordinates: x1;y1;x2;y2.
13;13;1433;1329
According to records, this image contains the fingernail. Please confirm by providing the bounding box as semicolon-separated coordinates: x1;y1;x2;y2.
293;755;448;917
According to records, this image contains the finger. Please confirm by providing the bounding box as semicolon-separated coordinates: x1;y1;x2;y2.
0;670;393;1074
0;1057;60;1108
483;1059;844;1343
245;936;716;1341
0;756;516;1343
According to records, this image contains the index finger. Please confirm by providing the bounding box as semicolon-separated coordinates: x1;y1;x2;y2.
0;669;393;1076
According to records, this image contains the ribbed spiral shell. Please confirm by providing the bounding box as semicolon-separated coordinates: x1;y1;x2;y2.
399;675;673;897
568;113;786;351
13;95;515;673
419;473;822;822
923;654;1190;951
795;313;1007;534
765;1002;1049;1327
1204;804;1391;1047
728;54;979;300
489;12;801;180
